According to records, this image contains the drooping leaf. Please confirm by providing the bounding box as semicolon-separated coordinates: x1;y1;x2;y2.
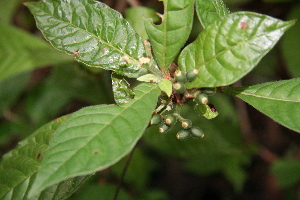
28;83;160;197
0;24;72;82
0;115;91;200
195;0;230;29
111;72;135;105
125;6;160;40
25;0;147;78
179;12;295;88
222;78;300;133
281;3;300;78
144;0;195;71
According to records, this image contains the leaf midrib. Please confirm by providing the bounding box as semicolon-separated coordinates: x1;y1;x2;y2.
227;88;300;102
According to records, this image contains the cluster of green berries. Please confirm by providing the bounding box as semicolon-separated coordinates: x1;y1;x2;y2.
173;69;199;94
150;113;204;141
149;68;217;141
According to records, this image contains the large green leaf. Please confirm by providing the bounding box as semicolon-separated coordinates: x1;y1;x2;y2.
0;115;91;200
25;0;147;78
179;12;295;88
28;83;160;197
222;78;300;133
195;0;230;29
0;24;72;82
144;0;195;71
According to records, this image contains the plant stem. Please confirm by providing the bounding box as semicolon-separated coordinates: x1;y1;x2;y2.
113;146;136;200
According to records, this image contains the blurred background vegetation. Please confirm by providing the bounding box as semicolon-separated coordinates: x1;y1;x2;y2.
1;0;300;199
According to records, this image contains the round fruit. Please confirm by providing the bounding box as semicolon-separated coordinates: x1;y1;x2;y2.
174;70;186;82
186;69;199;82
181;119;192;129
150;114;162;125
159;123;171;133
195;93;208;105
165;114;177;126
173;82;186;93
176;130;190;141
190;127;204;139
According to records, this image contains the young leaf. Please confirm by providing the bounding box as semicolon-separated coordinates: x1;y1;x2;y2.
179;12;295;88
112;72;135;105
0;115;91;200
195;0;230;29
158;79;172;97
222;78;300;133
25;0;146;78
28;83;160;197
144;0;195;71
194;104;218;119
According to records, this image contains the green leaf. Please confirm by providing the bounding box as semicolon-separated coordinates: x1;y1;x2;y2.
137;74;159;83
195;0;230;29
125;6;160;40
222;78;300;133
112;72;135;105
194;104;218;119
158;79;172;97
0;24;72;82
25;0;146;78
179;12;295;88
281;3;300;78
28;83;160;197
144;0;195;71
0;115;91;199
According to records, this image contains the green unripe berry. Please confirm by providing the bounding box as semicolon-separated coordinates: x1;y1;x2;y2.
190;127;204;139
186;69;199;82
176;130;190;141
174;70;186;82
200;87;217;95
165;114;177;126
181;119;192;129
173;82;186;93
150;114;162;125
195;93;208;105
159;123;171;133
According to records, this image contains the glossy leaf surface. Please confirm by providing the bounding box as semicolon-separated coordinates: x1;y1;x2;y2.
25;0;146;78
0;115;91;200
111;72;135;105
195;0;230;28
222;78;300;133
179;12;295;88
28;83;160;197
0;24;72;82
144;0;194;71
